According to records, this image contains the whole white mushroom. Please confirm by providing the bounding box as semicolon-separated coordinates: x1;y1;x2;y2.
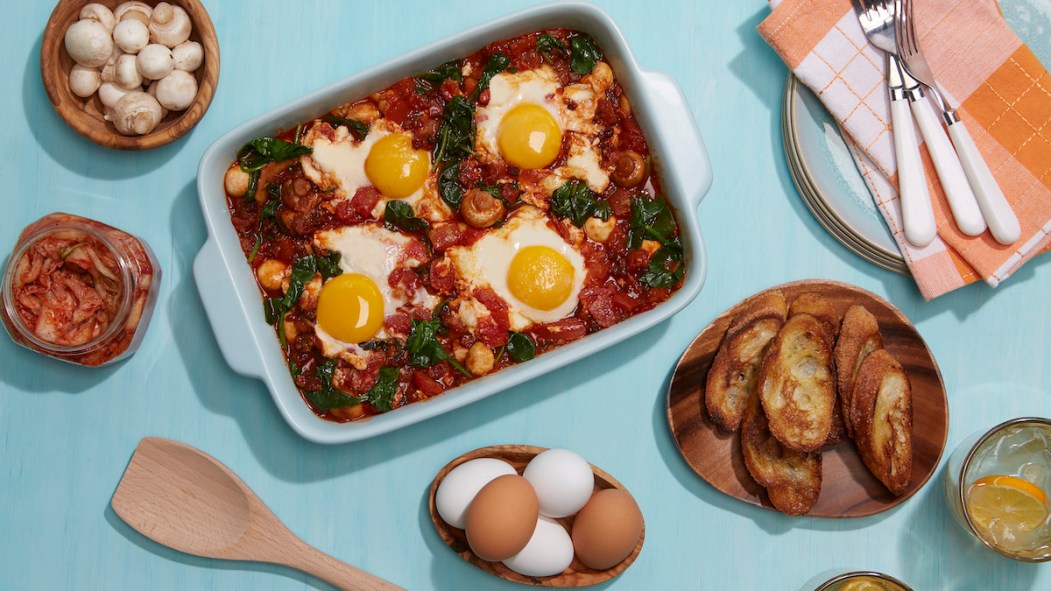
69;65;101;98
111;91;163;135
78;4;116;34
137;44;174;80
149;3;192;48
171;41;203;72
155;70;198;111
98;81;137;109
114;2;152;25
64;20;113;68
112;18;149;54
115;54;143;89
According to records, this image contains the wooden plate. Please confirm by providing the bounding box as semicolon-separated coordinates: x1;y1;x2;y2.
666;280;948;517
40;0;220;150
428;445;644;587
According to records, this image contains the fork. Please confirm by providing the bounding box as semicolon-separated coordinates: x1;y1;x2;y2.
855;0;937;248
895;0;1021;245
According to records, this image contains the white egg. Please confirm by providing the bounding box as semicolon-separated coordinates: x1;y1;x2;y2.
502;516;575;577
523;449;595;518
313;224;437;363
447;206;585;332
301;118;448;220
435;458;518;529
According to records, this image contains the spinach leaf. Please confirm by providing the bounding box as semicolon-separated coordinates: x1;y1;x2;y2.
322;115;369;141
536;34;567;59
238;137;312;172
470;51;510;101
263;252;342;324
569;35;603;75
260;183;281;221
438;162;464;210
247;234;262;264
639;243;685;289
406;318;471;376
628;194;678;248
384;201;429;233
417;60;462;85
433;96;475;168
362;366;399;412
550;180;612;227
506;332;536;362
305;358;362;410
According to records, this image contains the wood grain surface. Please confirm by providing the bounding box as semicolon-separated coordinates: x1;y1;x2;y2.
40;0;219;150
666;280;949;517
428;445;644;587
112;438;403;591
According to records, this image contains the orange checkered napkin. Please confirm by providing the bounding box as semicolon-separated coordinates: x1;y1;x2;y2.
759;0;1051;299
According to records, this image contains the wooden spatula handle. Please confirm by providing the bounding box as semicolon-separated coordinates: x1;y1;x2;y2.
284;542;405;591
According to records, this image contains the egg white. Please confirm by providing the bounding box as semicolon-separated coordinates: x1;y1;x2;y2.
447;206;585;331
301;118;450;221
313;224;438;366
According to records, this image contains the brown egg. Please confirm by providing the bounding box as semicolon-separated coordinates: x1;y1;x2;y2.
465;474;539;562
571;489;644;570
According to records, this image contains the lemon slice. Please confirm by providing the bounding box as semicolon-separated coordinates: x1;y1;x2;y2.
966;474;1050;533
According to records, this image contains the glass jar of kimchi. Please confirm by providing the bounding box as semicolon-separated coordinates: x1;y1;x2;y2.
1;213;161;366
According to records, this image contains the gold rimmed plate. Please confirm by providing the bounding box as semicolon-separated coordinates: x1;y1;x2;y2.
666;280;947;517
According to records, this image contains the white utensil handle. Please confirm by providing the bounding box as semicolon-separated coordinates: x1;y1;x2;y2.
909;99;986;236
891;96;937;247
947;120;1021;245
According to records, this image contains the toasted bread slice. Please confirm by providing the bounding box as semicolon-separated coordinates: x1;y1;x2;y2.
825;398;848;447
741;391;822;515
788;292;839;347
834;305;884;439
705;291;787;432
758;314;836;452
851;349;913;496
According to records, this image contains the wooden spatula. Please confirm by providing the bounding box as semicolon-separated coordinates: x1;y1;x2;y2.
111;437;403;591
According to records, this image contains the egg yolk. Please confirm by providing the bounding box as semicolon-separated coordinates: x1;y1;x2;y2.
507;246;575;311
497;104;562;170
316;273;385;343
364;134;430;198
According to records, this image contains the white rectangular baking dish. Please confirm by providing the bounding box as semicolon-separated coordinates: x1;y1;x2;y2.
194;1;712;443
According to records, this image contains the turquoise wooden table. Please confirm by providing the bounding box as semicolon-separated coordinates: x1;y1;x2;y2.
2;1;1049;589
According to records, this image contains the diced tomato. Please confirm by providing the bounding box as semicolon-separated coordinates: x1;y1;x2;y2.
388;267;420;301
627;249;651;272
608;188;633;217
429;222;465;252
618;117;647;153
426;257;456;295
529;318;588;344
581;242;610;287
383;313;412;340
412;370;445;397
402;237;428;264
474;287;510;347
612;290;640;312
440;79;462;101
481;161;507;185
458;160;482;187
350;186;381;219
580;286;623;328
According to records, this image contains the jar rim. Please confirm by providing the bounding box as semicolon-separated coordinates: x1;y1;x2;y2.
956;416;1051;562
2;220;135;355
812;571;912;591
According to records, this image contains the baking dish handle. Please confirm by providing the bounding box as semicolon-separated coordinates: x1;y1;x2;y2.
193;237;263;378
639;70;713;207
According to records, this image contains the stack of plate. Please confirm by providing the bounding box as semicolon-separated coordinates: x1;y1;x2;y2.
781;75;908;275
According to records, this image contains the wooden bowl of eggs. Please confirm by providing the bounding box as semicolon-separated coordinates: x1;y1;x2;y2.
429;445;645;587
40;0;219;149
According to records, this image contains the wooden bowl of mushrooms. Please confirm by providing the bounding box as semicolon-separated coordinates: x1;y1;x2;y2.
40;0;219;150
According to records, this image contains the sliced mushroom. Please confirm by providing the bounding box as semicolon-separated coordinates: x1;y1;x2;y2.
114;2;152;25
78;4;116;34
461;188;506;228
111;91;163;135
148;3;193;48
115;54;143;89
610;150;648;188
136;44;174;80
98;81;136;109
171;41;203;72
112;18;149;54
69;65;101;98
64;20;113;68
155;70;197;111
